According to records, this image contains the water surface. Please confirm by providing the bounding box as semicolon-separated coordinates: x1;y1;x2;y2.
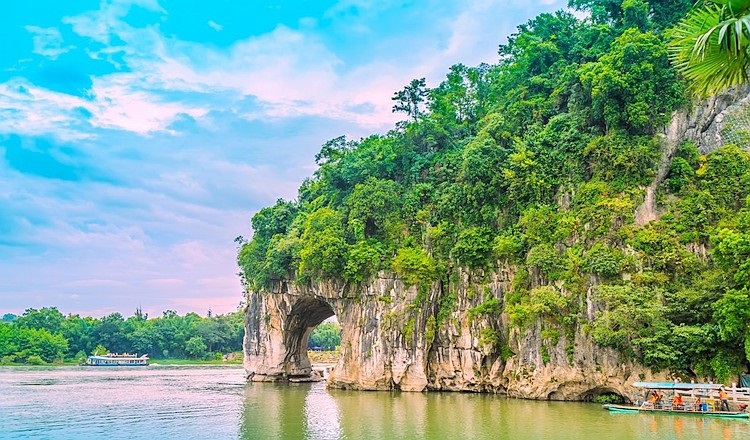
1;366;748;439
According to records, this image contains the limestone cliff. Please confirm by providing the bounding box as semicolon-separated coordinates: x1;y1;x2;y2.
244;267;666;400
244;87;750;400
635;85;750;225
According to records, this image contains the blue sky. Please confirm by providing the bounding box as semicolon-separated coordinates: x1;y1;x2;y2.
0;0;568;318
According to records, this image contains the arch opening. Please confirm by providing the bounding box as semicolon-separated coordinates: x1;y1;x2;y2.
283;297;335;378
578;386;627;404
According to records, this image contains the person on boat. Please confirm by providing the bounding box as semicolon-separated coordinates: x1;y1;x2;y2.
654;391;663;408
647;391;658;405
694;396;702;411
672;394;684;410
719;387;730;411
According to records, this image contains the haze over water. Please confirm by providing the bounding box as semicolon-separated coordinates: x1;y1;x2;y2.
1;366;748;439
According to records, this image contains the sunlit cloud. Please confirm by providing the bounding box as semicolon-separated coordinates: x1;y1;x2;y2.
0;79;93;140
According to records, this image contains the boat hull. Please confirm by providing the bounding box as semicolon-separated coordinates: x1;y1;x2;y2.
83;363;149;366
85;354;150;366
603;404;749;419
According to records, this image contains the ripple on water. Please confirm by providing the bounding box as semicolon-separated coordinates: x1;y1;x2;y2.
0;366;247;440
4;367;750;440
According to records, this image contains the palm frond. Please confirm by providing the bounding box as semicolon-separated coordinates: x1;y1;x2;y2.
669;2;750;97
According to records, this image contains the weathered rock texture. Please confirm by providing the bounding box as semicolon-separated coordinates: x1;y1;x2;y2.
245;268;670;400
244;88;750;400
636;85;750;225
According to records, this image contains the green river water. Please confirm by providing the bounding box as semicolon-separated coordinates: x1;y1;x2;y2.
1;365;748;439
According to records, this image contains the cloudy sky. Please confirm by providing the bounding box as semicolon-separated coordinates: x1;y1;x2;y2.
1;0;568;318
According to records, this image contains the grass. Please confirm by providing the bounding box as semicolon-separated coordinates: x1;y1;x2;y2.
151;358;242;365
307;349;339;364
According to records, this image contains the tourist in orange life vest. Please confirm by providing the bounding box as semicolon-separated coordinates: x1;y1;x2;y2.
672;394;684;410
719;387;730;411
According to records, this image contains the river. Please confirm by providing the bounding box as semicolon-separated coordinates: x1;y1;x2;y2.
1;365;748;439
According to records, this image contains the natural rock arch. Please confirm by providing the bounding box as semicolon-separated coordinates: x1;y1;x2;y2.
243;272;657;396
283;297;335;376
245;284;337;379
243;276;447;390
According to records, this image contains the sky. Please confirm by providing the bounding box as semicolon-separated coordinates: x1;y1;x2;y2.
0;0;569;318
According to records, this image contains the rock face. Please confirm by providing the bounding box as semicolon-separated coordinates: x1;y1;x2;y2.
636;86;750;225
244;88;750;400
244;268;665;400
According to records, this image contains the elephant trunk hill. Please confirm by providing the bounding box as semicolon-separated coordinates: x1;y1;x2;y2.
238;5;750;401
242;86;750;400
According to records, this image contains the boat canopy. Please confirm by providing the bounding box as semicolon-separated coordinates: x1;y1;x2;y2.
633;382;721;390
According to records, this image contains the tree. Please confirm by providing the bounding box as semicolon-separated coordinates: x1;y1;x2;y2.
346;177;402;239
670;0;750;97
315;136;354;166
92;313;127;353
127;324;160;355
392;78;429;121
1;314;16;322
185;336;208;359
14;307;64;334
429;64;492;125
569;0;693;29
62;314;97;357
25;328;68;363
298;208;348;281
579;28;683;133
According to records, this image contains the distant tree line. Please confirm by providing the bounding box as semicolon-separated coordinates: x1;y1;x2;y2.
0;307;245;365
307;322;341;351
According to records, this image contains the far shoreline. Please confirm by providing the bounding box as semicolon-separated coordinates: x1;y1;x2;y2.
0;359;244;368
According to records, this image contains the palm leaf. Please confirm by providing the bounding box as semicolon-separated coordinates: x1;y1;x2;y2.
669;1;750;97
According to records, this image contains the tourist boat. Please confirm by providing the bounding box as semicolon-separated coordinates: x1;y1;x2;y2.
85;353;149;366
603;382;749;419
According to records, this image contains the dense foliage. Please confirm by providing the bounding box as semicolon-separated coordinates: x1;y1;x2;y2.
238;0;750;381
0;307;244;364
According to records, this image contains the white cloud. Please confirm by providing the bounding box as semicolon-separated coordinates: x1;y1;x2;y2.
62;0;165;45
58;3;403;132
207;20;223;32
88;74;210;134
146;278;187;287
24;26;74;59
9;0;575;139
0;79;93;140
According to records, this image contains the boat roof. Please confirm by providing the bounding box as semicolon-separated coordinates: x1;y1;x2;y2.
88;354;149;359
634;382;722;390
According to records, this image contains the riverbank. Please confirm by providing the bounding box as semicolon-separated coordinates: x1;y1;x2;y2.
308;350;338;364
150;358;242;366
0;356;243;367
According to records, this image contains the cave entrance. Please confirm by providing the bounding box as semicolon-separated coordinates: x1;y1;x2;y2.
283;297;337;378
578;387;628;404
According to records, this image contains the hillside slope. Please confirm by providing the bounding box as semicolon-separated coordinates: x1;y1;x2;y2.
238;1;750;395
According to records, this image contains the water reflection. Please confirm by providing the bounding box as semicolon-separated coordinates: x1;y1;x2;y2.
240;381;750;440
2;367;748;440
304;382;343;440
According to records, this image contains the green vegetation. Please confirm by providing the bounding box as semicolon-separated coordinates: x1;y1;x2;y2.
307;322;341;351
237;0;750;381
670;0;750;97
0;307;244;365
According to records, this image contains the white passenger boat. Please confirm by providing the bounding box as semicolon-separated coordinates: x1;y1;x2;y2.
85;353;149;366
